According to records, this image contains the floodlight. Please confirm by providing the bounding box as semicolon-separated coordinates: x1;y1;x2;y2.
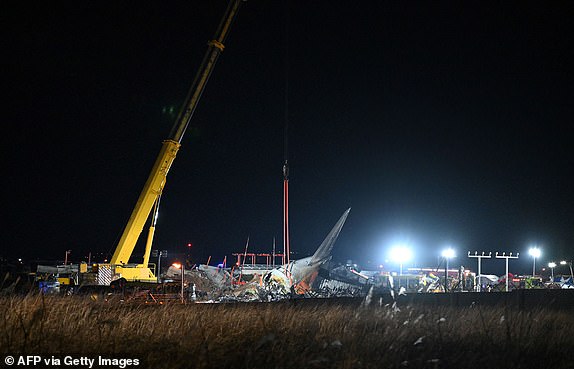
442;248;455;259
390;245;412;275
528;247;541;276
528;247;541;258
390;246;412;263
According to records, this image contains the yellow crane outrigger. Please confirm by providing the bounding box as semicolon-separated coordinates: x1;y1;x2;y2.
104;0;244;283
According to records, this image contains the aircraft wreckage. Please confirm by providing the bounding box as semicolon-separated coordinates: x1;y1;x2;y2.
163;208;370;302
38;207;546;302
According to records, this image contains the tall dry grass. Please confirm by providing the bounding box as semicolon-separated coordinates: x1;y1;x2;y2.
1;294;573;368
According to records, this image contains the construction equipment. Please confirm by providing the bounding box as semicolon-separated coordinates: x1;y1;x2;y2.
97;0;245;284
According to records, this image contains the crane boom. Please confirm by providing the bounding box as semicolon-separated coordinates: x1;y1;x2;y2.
109;0;244;282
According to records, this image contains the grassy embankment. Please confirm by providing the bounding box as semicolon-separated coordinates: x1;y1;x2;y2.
1;294;573;368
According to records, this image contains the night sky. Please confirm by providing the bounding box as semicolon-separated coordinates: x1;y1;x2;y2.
4;1;573;276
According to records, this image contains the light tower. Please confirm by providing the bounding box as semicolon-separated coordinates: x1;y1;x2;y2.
171;262;185;304
529;247;541;276
390;245;412;276
442;248;456;293
560;260;574;282
548;262;556;282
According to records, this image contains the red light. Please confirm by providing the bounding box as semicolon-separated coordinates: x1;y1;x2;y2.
187;243;192;248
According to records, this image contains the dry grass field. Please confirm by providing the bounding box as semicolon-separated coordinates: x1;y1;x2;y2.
1;294;573;368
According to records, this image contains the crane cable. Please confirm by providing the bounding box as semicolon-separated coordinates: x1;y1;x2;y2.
283;0;291;270
284;0;290;168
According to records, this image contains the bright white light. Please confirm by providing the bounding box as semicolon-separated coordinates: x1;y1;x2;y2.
442;248;455;259
548;262;557;268
390;246;412;263
528;247;541;258
560;260;567;265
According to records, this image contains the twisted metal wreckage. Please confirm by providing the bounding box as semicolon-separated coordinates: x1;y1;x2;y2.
164;208;366;302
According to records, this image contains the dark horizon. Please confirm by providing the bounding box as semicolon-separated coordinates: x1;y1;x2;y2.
4;1;573;276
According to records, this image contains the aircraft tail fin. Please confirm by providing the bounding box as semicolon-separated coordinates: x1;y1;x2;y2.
310;208;351;265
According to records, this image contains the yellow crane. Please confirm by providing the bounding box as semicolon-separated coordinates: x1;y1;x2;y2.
101;0;244;283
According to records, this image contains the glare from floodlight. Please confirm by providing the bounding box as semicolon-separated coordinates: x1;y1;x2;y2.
528;247;541;258
390;246;413;263
390;245;412;275
548;262;557;268
442;248;455;259
560;260;567;265
528;247;541;276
